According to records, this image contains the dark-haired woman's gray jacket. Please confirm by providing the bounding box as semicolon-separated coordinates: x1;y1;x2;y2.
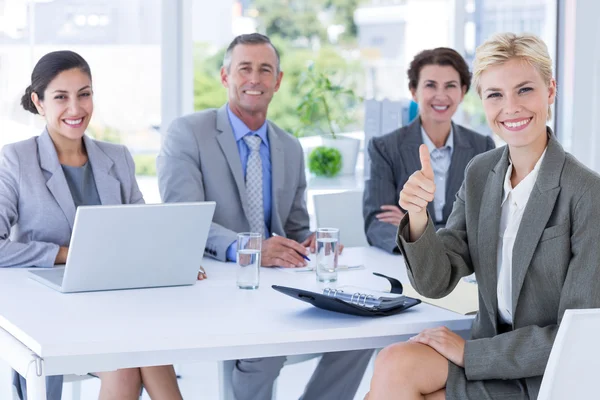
363;117;495;253
0;128;143;399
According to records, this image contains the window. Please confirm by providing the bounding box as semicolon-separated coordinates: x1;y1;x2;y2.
189;0;559;183
0;0;162;201
461;0;558;135
355;0;458;102
192;0;365;139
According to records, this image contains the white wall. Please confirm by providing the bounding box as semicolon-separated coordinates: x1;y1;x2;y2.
191;0;234;48
556;0;600;172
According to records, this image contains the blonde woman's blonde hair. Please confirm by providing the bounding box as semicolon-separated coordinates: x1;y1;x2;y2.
472;32;554;120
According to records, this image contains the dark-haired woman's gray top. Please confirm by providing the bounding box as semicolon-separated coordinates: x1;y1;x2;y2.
61;162;102;207
1;129;144;400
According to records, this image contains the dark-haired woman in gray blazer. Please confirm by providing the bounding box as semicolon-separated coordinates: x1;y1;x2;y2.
2;51;183;400
366;34;600;400
363;47;494;254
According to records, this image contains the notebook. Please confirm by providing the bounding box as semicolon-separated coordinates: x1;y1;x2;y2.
402;277;479;315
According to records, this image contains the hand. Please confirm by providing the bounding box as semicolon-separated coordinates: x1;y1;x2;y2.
197;266;207;281
301;233;317;253
376;205;406;226
301;233;345;255
261;235;309;268
409;326;465;367
55;246;68;264
399;144;435;240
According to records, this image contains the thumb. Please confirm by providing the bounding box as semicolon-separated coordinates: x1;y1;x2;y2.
419;144;434;180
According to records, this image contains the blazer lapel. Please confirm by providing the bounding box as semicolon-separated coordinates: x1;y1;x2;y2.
83;136;122;205
511;135;563;318
443;123;476;220
38;130;77;230
399;119;437;216
477;146;509;330
215;105;251;219
267;123;285;236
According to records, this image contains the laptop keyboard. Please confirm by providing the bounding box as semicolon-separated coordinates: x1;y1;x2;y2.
31;268;65;286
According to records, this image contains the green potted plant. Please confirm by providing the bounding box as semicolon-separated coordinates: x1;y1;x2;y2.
295;63;361;176
308;146;342;177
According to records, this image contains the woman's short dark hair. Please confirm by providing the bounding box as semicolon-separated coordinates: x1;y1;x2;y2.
407;47;471;92
21;50;92;114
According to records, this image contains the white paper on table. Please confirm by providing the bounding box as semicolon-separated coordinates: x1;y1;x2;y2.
276;264;366;274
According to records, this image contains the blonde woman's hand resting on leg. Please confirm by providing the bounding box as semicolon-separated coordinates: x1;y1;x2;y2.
409;326;465;367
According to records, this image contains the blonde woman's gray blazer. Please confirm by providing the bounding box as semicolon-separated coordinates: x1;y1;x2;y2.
0;129;144;268
397;132;600;399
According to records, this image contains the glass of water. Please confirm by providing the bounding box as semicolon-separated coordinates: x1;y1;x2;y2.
236;232;262;289
316;228;339;283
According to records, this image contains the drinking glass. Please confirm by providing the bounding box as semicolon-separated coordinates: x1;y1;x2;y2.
237;232;262;289
316;228;339;283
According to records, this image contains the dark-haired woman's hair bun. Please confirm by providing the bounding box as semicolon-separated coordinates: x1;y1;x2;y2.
20;85;39;115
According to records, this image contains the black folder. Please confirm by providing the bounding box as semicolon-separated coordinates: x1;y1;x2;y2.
272;273;421;317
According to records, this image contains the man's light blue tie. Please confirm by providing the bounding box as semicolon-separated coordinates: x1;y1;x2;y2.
243;135;265;237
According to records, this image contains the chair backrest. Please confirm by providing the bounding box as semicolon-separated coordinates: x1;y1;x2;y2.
538;308;600;399
313;190;369;248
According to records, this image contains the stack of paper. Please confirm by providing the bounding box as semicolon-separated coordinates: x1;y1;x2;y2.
276;264;366;274
402;279;479;315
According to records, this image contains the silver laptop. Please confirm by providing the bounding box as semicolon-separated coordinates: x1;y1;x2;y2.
29;202;215;293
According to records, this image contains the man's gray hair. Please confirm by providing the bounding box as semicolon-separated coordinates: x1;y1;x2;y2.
222;33;281;73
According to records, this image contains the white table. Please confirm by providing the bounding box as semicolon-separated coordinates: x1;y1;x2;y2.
0;247;473;400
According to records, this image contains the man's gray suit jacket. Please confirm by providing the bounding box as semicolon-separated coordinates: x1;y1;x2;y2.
157;105;312;261
364;118;495;253
397;132;600;399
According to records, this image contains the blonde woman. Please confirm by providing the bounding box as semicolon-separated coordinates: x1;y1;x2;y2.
366;33;600;399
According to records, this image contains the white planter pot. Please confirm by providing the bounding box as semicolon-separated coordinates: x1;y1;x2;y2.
321;135;360;175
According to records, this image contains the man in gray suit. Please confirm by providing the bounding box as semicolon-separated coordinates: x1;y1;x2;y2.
363;118;495;254
157;33;371;400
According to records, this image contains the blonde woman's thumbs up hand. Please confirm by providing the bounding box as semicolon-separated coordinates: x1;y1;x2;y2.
399;144;436;240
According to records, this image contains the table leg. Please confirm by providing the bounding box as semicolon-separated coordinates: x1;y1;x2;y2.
25;356;46;400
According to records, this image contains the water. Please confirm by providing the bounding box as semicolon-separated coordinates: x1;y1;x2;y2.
237;249;260;289
316;238;338;282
